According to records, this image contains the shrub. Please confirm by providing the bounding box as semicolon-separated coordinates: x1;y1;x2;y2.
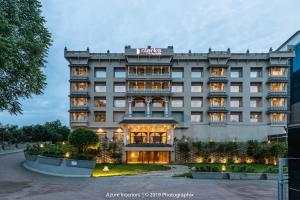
178;142;190;161
264;166;279;174
25;145;40;155
68;128;99;153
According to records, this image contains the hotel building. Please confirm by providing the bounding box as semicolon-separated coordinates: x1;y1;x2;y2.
65;46;293;163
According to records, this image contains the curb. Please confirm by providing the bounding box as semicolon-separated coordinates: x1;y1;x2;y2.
0;149;24;155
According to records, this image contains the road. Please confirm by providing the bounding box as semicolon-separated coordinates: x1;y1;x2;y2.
0;152;277;200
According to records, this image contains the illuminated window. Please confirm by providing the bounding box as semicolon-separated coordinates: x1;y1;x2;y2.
72;67;87;76
152;98;164;108
210;83;225;91
210;113;225;122
133;98;145;107
250;83;262;93
209;98;225;107
95;112;106;122
230;83;242;92
250;97;261;107
94;97;106;107
210;68;225;76
71;98;87;106
270;83;286;92
270;68;286;76
71;112;88;121
270;98;285;107
250;112;262;122
270;113;286;123
72;82;87;91
230;112;242;122
230;97;242;107
191;112;202;123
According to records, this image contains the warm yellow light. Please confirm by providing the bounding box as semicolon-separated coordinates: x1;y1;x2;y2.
221;165;226;172
39;144;44;148
116;128;123;133
102;166;109;171
233;156;241;164
209;156;215;163
62;141;65;145
195;156;204;163
220;157;227;164
267;140;271;144
246;157;254;164
65;152;70;158
264;158;269;164
273;160;278;166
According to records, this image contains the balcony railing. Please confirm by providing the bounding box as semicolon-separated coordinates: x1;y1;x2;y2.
270;121;287;125
70;75;89;82
208;105;228;112
267;91;288;98
70;120;88;127
127;88;171;96
127;73;171;79
207;91;227;98
208;76;228;83
267;106;288;113
267;76;288;83
70;105;89;111
70;90;89;97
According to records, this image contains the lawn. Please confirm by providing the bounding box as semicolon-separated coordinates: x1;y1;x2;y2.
183;163;278;173
92;164;171;177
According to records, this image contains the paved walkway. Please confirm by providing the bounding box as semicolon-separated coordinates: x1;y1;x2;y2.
0;152;277;200
0;148;25;155
137;164;190;177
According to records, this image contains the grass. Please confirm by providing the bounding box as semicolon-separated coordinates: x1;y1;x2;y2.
183;163;278;173
92;164;171;177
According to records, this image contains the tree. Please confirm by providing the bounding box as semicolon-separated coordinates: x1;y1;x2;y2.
68;128;99;153
44;120;70;143
0;0;51;114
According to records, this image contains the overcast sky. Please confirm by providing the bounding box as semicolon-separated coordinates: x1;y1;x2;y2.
0;0;299;126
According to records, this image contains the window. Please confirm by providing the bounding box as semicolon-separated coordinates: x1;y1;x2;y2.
113;112;125;122
191;83;203;92
270;83;286;92
171;83;183;93
71;98;88;106
114;68;126;78
209;113;225;122
230;83;242;92
191;112;202;123
209;83;225;91
172;111;184;122
191;68;203;78
94;83;106;92
172;69;183;78
71;112;88;121
95;68;106;78
72;82;88;91
230;68;242;78
270;98;285;107
133;98;145;107
270;68;286;76
152;98;164;108
250;68;262;78
250;97;261;108
230;97;242;107
191;98;202;107
250;112;262;122
230;113;242;122
210;68;225;76
271;113;286;123
209;98;225;107
250;83;262;93
171;98;183;107
72;67;87;76
95;112;106;122
114;83;126;92
114;98;126;107
94;97;106;107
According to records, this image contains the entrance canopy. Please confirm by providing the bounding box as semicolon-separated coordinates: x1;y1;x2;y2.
119;117;178;125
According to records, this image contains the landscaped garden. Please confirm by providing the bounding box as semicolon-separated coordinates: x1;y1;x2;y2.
92;164;170;177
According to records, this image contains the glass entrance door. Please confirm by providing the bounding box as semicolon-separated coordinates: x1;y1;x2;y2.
127;151;170;164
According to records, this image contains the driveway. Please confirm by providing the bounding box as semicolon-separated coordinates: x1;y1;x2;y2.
0;152;277;200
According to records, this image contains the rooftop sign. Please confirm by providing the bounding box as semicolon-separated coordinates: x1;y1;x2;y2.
136;48;162;55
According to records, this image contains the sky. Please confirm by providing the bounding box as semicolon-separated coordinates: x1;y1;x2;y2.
0;0;299;126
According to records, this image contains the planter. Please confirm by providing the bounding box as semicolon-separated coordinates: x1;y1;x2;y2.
266;173;278;180
192;172;229;179
229;173;266;180
23;152;95;177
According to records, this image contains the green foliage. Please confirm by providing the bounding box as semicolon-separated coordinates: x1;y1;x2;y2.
68;128;99;153
195;165;221;172
178;141;190;160
173;172;193;178
192;141;202;156
0;0;51;114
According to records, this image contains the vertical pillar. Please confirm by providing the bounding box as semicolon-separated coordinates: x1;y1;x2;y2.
170;127;174;145
164;97;169;117
146;97;151;117
128;98;132;117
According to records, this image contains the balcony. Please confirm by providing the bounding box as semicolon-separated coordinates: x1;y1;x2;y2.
69;105;89;112
70;75;89;82
127;88;171;96
208;76;228;83
267;91;288;98
127;73;171;80
70;120;88;127
270;121;287;126
209;121;226;126
207;91;227;98
267;106;288;113
70;90;89;97
267;76;288;83
207;106;228;112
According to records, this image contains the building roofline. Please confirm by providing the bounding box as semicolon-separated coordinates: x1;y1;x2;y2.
277;30;300;51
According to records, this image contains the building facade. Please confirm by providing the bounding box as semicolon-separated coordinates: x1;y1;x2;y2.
65;46;293;164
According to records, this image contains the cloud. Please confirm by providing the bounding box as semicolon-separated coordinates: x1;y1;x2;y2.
0;0;299;126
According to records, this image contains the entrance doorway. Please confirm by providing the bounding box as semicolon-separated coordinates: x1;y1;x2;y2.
127;151;170;164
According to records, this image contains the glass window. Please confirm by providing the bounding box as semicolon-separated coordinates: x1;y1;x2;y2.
250;83;262;93
191;83;203;92
152;98;164;108
270;83;286;92
114;98;126;107
270;68;285;76
209;98;225;107
191;98;202;107
114;68;126;78
171;98;183;107
94;83;106;92
133;99;145;107
114;83;126;92
95;68;106;78
71;98;88;106
210;83;225;91
230;83;242;92
250;98;261;107
250;112;262;122
94;97;106;107
230;113;242;122
191;112;202;123
172;83;183;93
270;98;285;107
209;113;225;122
271;113;286;123
210;68;225;76
191;68;203;78
72;67;87;76
71;112;88;121
71;82;88;91
172;69;183;78
230;98;242;107
230;68;242;78
250;68;262;78
95;112;106;122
